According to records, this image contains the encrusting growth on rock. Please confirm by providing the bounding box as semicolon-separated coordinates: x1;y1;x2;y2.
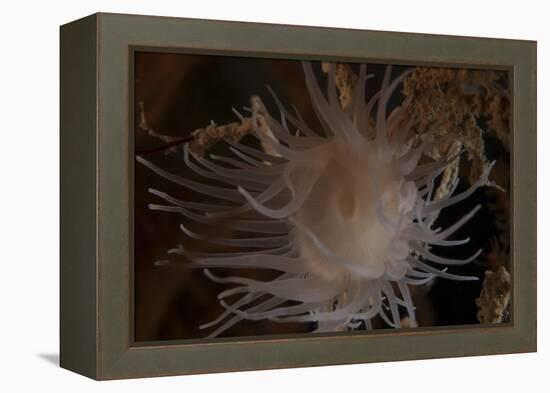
138;96;281;158
475;266;511;323
188;118;253;156
321;62;359;111
137;101;254;157
402;67;509;184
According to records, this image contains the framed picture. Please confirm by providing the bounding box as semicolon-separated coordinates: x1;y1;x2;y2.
60;13;536;380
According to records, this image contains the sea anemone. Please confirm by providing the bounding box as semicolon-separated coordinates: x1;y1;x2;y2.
137;61;493;338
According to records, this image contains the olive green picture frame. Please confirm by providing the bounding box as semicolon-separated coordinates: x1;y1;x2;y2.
60;12;537;380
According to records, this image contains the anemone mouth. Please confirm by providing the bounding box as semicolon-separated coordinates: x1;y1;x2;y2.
337;187;356;220
137;60;492;338
290;146;409;281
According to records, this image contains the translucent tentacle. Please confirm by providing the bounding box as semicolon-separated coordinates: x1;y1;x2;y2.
137;155;248;202
407;257;478;281
410;242;482;266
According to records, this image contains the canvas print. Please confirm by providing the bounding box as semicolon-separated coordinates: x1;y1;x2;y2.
133;52;511;342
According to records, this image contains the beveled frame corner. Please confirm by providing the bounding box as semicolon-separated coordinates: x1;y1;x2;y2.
60;12;536;380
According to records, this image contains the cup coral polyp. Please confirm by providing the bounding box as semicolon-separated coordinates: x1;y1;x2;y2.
138;61;493;337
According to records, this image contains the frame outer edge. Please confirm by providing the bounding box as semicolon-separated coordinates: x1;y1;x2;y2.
515;41;537;351
60;13;99;379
